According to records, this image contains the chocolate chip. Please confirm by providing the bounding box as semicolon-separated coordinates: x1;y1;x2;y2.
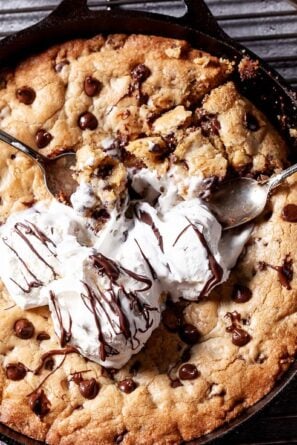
44;358;55;371
162;306;181;332
244;112;260;132
79;378;100;399
179;324;200;345
55;60;69;72
232;327;251;347
232;284;252;303
28;389;51;417
35;129;53;149
14;318;35;339
5;362;27;381
37;332;50;341
131;64;151;82
78;112;98;131
96;163;114;179
118;378;137;394
195;109;220;137
84;76;101;97
282;204;297;222
16;86;36;105
179;364;199;380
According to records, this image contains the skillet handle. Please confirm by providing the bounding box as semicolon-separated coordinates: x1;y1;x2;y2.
50;0;89;17
181;0;229;40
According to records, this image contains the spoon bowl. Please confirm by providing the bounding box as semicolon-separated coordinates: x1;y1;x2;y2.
208;162;297;230
208;177;269;229
0;129;78;202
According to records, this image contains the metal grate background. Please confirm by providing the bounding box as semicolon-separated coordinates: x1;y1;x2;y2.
0;1;296;445
0;0;296;89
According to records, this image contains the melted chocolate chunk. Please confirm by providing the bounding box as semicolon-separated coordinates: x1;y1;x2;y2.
5;362;27;381
195;109;220;137
28;389;51;417
14;318;35;339
79;378;100;399
37;332;50;341
131;64;151;82
179;364;199;380
16;86;36;105
244;112;260;132
162;306;181;332
232;327;251;347
225;311;251;347
96;163;114;179
35;129;53;149
282;204;297;222
179;324;200;345
278;256;293;289
258;256;293;290
232;284;252;303
78;112;98;131
118;378;137;394
84;76;101;97
55;60;69;72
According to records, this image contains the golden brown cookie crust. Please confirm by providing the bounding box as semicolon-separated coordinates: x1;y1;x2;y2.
0;34;295;445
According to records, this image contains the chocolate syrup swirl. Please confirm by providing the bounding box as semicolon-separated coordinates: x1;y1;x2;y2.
136;209;164;253
14;222;58;278
50;291;72;347
79;252;158;362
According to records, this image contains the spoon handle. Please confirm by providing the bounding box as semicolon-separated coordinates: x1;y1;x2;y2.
268;163;297;191
0;129;48;164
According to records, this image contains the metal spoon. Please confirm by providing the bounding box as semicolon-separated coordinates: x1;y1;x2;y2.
208;163;297;230
0;129;77;202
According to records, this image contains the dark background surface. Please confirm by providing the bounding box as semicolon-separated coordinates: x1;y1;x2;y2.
0;1;296;444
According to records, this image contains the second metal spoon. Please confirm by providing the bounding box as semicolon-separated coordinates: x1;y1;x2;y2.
0;129;77;202
208;163;297;229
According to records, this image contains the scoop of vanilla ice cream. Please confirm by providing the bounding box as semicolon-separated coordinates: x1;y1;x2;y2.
46;246;162;368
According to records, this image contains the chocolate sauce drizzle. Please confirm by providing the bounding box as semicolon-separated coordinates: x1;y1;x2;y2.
50;291;72;347
134;239;157;280
259;255;293;290
173;219;223;298
14;222;58;277
2;220;58;292
79;253;158;362
34;346;78;375
136;208;164;252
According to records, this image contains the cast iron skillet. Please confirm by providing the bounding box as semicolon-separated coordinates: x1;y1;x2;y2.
0;1;296;444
